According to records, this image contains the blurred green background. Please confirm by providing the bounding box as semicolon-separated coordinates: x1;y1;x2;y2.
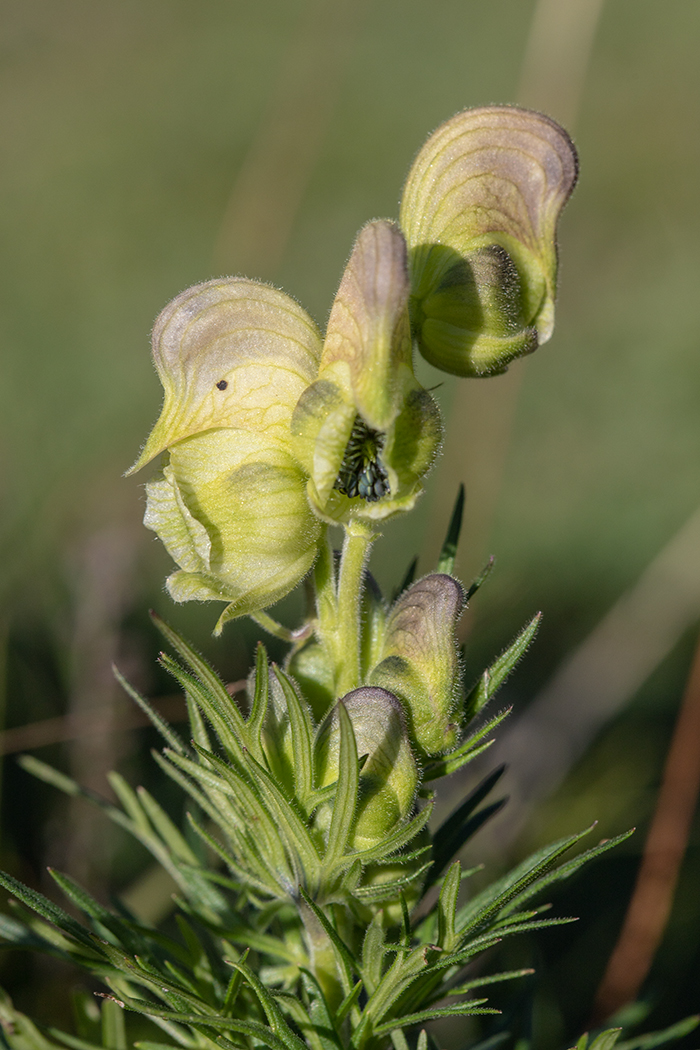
1;0;699;1044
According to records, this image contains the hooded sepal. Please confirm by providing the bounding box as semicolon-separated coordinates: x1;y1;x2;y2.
129;277;322;473
400;106;578;377
292;221;442;525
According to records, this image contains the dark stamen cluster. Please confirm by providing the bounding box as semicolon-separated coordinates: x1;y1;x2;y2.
334;416;390;503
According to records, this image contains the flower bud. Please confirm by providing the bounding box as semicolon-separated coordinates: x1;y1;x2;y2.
315;687;418;849
132;278;324;630
292;220;442;524
368;574;465;756
399;106;578;377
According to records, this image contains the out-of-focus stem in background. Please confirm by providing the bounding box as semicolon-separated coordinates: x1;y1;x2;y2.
56;525;140;895
592;632;700;1022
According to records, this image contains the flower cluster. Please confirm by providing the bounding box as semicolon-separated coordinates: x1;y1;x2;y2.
127;105;577;874
130;106;576;630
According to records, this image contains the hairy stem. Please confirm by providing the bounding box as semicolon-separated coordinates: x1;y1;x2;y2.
333;521;374;695
314;521;374;697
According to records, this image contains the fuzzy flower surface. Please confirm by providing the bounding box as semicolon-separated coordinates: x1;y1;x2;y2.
129;279;323;632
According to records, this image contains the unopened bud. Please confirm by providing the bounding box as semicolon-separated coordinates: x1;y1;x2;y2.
369;574;465;756
315;687;418;849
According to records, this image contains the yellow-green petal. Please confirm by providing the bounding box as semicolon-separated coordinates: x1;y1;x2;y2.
144;428;321;627
129;278;322;473
400;105;578;377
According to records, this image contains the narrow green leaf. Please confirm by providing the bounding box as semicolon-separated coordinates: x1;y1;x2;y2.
336;981;363;1025
159;653;245;761
47;870;148;958
101;998;127;1050
436;485;464;575
500;829;635;917
5;899;92;959
185;694;211;752
47;1028;109;1050
185;813;277;897
427;766;506;886
112;665;188;756
226;958;309;1050
151;751;219;824
447;968;534;996
361;913;387;994
332;803;433;874
18;758;136;842
274;667;315;806
457;917;577;960
162;960;200;999
248;643;270;750
456;825;596;937
423;709;511;781
222;947;249;1014
587;1033;622;1050
493;905;547;929
465;615;541;719
169;747;289;886
136;788;199;865
400;892;411;948
240;749;321;876
324;701;359;868
0;913;58;953
374;1002;498;1035
298;889;357;995
465;557;496;603
152;613;250;741
135;1044;188;1050
390;1029;410;1050
118;992;295;1050
0;870;102;955
437;862;461;951
353;863;432;904
616;1016;699;1050
306;783;338;812
108;773;152;836
300;969;343;1050
274;994;323;1050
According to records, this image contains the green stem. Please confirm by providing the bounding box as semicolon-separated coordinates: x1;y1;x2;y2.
313;521;375;697
313;528;336;639
333;521;375;696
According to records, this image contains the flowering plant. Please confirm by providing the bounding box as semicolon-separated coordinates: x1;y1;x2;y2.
0;105;693;1050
